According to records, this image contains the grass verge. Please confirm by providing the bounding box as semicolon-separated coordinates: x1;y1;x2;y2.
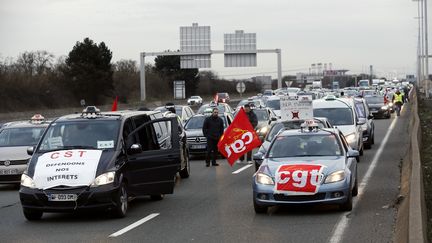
418;97;432;243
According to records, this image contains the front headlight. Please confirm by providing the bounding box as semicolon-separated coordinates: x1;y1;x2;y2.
21;174;36;188
345;133;356;143
258;126;269;135
325;170;345;183
388;102;393;107
381;105;388;110
255;173;274;185
91;171;115;187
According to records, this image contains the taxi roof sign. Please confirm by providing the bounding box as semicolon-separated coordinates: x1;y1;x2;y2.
30;114;45;124
301;119;320;132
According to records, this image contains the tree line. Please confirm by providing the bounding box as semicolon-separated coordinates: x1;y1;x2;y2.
0;37;267;112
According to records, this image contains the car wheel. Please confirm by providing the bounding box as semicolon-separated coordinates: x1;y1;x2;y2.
359;145;364;156
253;200;268;214
340;189;353;211
179;151;190;179
371;132;375;145
113;182;128;218
364;141;371;149
352;174;358;197
150;194;164;201
23;208;43;221
254;161;260;172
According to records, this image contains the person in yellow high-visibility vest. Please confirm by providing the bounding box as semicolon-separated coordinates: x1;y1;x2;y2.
392;89;404;116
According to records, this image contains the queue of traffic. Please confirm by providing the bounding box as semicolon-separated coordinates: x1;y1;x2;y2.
0;82;411;220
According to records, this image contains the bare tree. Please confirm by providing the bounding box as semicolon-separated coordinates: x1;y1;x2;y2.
15;50;54;76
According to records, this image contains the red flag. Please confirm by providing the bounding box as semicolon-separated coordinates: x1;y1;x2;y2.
217;107;262;166
111;96;118;111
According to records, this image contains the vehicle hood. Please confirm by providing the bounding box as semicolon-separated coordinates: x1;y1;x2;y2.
259;156;346;177
0;146;30;161
368;104;384;109
26;150;118;189
334;125;356;136
185;129;204;137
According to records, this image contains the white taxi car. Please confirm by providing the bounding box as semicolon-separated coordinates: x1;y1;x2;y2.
313;96;365;161
0;115;50;184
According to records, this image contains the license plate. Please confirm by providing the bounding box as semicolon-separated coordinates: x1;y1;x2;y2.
0;169;18;175
191;145;206;149
48;194;78;202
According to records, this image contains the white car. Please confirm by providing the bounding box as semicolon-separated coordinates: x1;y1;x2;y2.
187;96;203;106
313;95;365;161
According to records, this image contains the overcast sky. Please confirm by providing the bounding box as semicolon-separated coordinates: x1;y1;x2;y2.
0;0;424;79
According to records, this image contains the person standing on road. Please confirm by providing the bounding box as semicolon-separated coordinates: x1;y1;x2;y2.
202;108;224;167
403;86;410;103
239;103;258;164
392;89;404;116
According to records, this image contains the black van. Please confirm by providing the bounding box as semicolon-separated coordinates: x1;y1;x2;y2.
19;107;188;220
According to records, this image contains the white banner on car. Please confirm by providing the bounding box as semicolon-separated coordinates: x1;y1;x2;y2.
33;150;102;190
280;95;313;121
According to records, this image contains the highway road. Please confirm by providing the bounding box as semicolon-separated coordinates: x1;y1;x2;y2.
0;104;410;243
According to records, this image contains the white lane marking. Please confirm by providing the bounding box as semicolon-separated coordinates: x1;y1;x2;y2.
109;213;159;238
232;164;253;174
328;113;400;243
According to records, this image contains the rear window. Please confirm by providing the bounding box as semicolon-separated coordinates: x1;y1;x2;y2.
266;99;280;110
0;127;46;147
313;108;354;126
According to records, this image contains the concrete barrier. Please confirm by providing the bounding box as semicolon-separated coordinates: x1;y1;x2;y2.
408;88;427;243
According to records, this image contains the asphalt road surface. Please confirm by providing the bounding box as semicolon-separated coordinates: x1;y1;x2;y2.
0;104;410;243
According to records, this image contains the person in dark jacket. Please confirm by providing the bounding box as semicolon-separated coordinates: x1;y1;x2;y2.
239;103;258;163
202;108;224;167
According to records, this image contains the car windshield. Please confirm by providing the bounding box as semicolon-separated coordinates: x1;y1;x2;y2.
155;107;183;116
197;104;227;114
365;96;384;104
268;134;342;158
254;110;269;121
0;127;46;147
191;96;200;99
313;108;353;126
185;115;227;130
266;99;280;110
38;120;120;152
265;120;326;142
218;93;227;98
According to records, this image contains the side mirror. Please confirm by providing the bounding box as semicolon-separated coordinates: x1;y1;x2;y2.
128;144;142;154
271;117;277;121
27;146;34;156
368;114;374;119
253;152;264;161
347;149;360;158
357;118;366;125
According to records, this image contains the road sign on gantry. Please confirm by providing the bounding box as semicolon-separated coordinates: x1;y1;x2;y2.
180;23;211;69
224;30;257;67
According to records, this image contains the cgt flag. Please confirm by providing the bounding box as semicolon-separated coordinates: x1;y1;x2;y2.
217;107;262;166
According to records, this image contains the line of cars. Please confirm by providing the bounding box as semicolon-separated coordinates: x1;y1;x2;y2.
0;87;397;219
248;89;392;213
1;107;191;220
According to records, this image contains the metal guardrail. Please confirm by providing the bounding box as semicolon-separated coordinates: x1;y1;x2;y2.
408;88;427;243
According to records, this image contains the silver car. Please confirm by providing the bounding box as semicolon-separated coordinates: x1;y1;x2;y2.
0;116;50;184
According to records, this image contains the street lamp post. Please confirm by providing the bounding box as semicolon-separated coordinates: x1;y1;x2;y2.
424;0;429;98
